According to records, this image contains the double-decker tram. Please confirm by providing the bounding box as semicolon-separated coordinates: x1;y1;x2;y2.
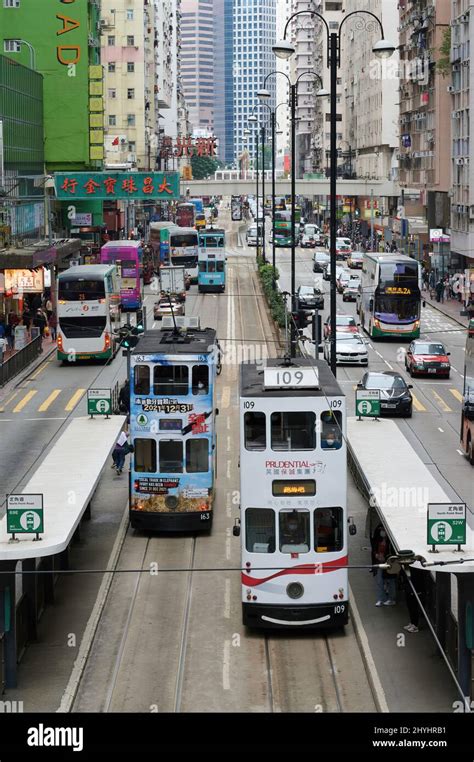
129;318;218;531
198;228;226;293
237;358;349;628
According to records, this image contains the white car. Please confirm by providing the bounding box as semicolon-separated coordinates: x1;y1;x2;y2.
324;332;369;366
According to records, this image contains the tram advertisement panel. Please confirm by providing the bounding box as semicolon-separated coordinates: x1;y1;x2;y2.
130;353;215;516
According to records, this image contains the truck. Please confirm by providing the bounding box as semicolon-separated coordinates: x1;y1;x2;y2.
159;265;187;302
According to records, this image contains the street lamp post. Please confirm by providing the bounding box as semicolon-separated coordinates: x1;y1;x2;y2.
260;124;266;264
273;12;394;375
248;116;260;257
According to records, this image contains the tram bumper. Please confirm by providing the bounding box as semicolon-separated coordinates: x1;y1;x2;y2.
242;602;348;630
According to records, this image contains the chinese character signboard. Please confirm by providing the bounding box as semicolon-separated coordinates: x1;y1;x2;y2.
55;172;180;200
7;494;44;540
5;269;44;294
159;135;217;159
427;503;466;548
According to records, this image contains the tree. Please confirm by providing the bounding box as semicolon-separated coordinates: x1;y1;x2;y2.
436;28;451;77
190;155;220;179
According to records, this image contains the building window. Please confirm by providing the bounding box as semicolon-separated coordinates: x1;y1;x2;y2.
127;88;135;99
108;115;117;126
128;141;136;153
127;35;135;46
3;0;20;7
127;62;134;73
126;9;134;20
107;35;115;46
108;88;116;99
108;62;116;73
3;40;21;52
127;114;136;127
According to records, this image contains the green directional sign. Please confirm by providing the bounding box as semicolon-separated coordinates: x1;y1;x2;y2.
88;388;112;417
7;494;44;537
427;503;466;547
356;390;381;418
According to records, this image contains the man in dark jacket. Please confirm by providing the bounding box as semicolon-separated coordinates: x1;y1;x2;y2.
33;309;47;336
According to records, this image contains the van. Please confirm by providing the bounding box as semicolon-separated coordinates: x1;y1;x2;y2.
246;225;262;246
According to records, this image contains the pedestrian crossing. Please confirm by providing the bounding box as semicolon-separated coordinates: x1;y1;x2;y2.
0;387;87;415
348;383;463;415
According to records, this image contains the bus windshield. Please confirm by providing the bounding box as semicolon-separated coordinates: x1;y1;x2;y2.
170;233;198;247
375;296;419;321
58;279;105;300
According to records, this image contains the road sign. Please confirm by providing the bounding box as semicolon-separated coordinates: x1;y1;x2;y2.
356;389;381;418
427;503;466;547
87;388;112;417
7;494;44;539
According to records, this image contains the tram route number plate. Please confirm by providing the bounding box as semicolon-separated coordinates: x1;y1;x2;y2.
264;367;319;390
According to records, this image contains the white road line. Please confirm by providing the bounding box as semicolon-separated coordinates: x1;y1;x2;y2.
223;640;231;690
227;417;230;430
438;427;444;433
223;578;231;619
384;361;394;370
456;449;464;456
226;435;231;452
375;351;383;358
225;528;231;559
226;491;231;518
226;460;231;479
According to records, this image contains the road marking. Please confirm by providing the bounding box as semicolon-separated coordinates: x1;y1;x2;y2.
226;491;231;518
221;386;230;408
65;388;86;412
456;449;464;456
224;578;231;619
227;417;230;430
13;390;38;413
0;389;21;412
223;640;231;690
438;427;444;433
450;388;463;403
226;528;231;559
29;360;52;380
38;389;61;412
411;393;427;412
226;436;231;452
384;360;394;370
375;350;383;358
431;390;452;413
226;460;231;479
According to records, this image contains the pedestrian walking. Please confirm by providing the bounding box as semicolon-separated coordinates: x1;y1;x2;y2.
33;308;47;337
371;525;397;606
403;566;426;633
435;279;444;303
48;311;57;342
111;430;133;475
22;306;32;331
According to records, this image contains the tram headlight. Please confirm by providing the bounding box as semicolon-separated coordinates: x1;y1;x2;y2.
165;495;179;510
286;582;304;600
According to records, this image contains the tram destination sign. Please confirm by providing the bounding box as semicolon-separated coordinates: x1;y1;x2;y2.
263;367;319;389
355;390;381;419
7;494;44;540
427;502;466;548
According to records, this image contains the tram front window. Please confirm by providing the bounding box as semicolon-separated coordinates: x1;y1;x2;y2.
186;439;208;472
315;507;343;552
245;508;275;553
192;365;209;395
244;411;266;450
208;261;216;273
159;440;183;473
154;365;189;396
279;510;310;553
134;439;156;473
320;411;343;449
271;412;316;450
134;365;150;395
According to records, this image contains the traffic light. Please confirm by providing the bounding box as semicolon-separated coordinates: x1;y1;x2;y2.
119;321;144;350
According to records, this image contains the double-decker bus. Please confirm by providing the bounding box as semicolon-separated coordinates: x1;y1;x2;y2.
169;226;199;283
358;253;421;339
461;318;474;464
148;222;178;268
198;229;226;292
129;320;219;531
100;240;143;310
235;358;350;629
175;202;196;228
57;264;120;362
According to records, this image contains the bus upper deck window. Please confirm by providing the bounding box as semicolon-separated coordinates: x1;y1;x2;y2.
271;411;316;451
192;365;209;395
154;365;188;396
244;411;266;450
320;411;342;450
134;365;150;395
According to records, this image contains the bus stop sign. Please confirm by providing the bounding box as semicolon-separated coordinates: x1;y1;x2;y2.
88;388;112;417
7;494;44;539
356;390;381;418
427;503;466;548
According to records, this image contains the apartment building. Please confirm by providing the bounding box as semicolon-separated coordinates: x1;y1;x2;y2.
180;0;214;132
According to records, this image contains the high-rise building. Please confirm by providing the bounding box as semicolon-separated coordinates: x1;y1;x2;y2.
213;0;234;165
180;0;214;132
449;0;474;269
275;0;291;174
234;0;277;163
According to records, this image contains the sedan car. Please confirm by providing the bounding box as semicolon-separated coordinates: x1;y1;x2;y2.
324;332;368;366
342;278;361;302
405;340;451;378
296;285;324;311
347;251;364;269
337;270;354;293
357;371;413;417
323;314;359;338
301;233;316;248
314;231;327;246
313;251;331;273
154;297;184;320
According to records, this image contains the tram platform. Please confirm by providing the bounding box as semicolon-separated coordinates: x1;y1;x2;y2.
347;417;474;701
0;415;127;688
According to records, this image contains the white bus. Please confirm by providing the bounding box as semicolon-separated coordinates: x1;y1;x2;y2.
57;264;121;362
169;226;199;284
358;252;421;340
235;358;350;629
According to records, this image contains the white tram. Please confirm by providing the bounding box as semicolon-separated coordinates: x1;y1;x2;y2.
236;358;351;629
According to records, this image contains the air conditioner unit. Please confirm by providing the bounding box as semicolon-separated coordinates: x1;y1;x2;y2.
465;157;470;164
469;205;474;220
453;63;461;72
447;85;455;93
452;110;461;118
456;158;464;165
460;14;469;23
448;190;455;198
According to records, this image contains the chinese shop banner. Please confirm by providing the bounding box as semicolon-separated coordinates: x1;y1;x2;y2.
55;172;180;200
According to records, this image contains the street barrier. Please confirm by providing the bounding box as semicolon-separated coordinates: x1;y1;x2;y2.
0;335;42;387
